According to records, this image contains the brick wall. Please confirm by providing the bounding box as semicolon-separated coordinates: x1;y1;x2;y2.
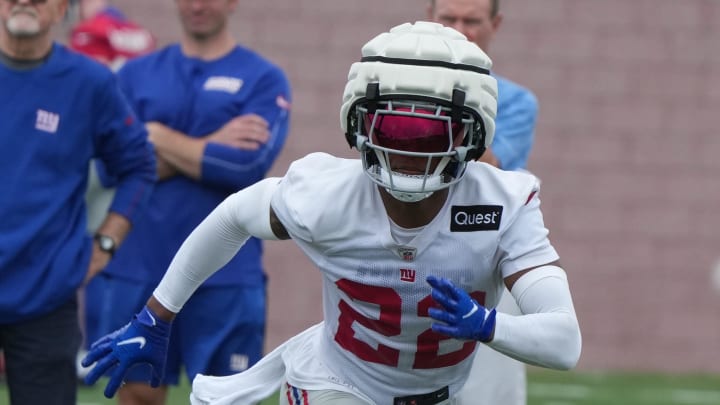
85;0;720;373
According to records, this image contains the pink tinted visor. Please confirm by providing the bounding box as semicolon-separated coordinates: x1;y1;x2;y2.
363;107;465;154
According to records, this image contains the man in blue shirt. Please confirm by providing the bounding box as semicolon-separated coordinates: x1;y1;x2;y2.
430;0;538;171
81;0;291;404
429;0;539;404
0;0;155;404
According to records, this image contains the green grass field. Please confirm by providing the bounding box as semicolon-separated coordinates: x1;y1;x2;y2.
2;369;720;405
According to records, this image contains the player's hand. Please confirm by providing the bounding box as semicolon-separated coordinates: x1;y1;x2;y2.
206;114;269;150
81;305;171;398
426;276;497;342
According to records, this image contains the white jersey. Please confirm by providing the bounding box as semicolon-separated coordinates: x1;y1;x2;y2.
269;152;558;404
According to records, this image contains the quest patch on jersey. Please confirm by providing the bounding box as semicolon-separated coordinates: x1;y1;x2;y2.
450;205;503;232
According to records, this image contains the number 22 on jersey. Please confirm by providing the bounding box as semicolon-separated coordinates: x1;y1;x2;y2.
334;278;486;369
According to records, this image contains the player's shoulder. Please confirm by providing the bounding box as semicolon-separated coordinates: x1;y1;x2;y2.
272;153;365;240
284;152;360;183
464;161;538;184
462;162;540;206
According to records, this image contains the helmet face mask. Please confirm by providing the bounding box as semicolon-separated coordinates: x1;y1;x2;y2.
350;96;485;202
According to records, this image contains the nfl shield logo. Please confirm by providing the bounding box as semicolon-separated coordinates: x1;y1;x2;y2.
398;246;416;261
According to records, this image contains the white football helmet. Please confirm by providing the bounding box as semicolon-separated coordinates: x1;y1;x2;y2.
341;21;498;202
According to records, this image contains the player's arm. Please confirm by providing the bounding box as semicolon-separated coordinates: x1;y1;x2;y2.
146;184;291;321
146;188;292;322
427;183;581;370
152;176;284;312
486;262;581;370
82;177;283;398
427;261;581;370
488;185;580;370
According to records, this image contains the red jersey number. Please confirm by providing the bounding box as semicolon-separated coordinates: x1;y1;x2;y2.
334;278;486;369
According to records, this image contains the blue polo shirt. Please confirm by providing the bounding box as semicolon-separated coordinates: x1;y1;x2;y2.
493;75;538;170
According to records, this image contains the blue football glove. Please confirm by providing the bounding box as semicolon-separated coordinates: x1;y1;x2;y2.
426;275;497;342
81;305;171;398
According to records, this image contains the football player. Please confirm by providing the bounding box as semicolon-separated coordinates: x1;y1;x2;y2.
82;21;581;405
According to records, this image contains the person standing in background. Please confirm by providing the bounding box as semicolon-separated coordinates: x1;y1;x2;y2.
428;0;540;404
82;0;292;404
429;0;537;171
69;0;154;71
0;0;155;404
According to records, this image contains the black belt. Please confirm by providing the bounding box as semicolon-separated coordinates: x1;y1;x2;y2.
394;386;449;405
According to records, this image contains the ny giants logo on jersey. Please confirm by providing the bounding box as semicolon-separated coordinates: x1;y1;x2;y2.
203;76;243;94
450;205;503;232
399;268;416;283
35;109;59;133
228;354;249;372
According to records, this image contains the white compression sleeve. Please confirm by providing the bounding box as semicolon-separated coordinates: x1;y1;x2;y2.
153;177;281;313
486;265;582;370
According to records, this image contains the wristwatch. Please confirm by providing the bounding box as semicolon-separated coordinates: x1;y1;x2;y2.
94;234;117;256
